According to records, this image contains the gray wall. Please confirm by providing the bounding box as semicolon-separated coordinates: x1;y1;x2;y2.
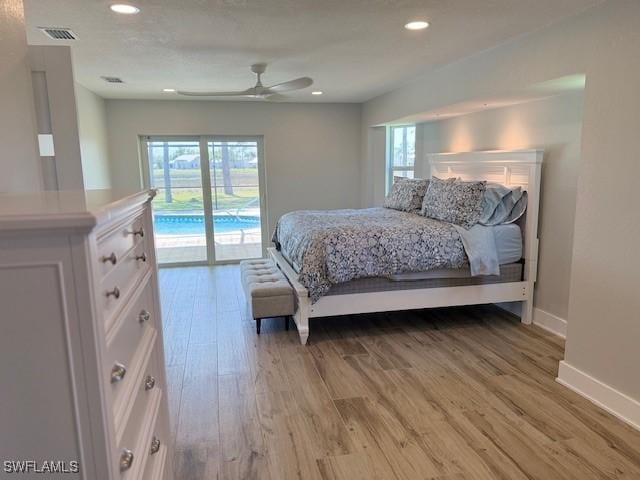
361;0;640;402
0;0;41;192
75;84;111;189
418;93;584;322
105;100;362;238
29;46;84;190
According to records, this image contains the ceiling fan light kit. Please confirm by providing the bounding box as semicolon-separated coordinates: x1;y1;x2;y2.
177;64;313;100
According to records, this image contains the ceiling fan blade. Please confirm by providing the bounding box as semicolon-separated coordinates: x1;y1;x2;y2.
176;89;253;97
265;77;313;93
264;93;287;102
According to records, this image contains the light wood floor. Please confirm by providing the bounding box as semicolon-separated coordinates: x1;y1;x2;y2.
159;265;640;480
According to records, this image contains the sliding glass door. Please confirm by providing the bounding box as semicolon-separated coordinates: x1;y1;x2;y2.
145;139;207;265
141;136;265;266
208;139;263;261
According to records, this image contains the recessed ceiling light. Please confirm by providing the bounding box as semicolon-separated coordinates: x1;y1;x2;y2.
163;88;176;93
110;4;140;14
404;20;429;30
311;91;323;95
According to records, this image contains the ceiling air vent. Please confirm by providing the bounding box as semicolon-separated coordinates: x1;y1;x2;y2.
39;27;77;40
101;76;125;84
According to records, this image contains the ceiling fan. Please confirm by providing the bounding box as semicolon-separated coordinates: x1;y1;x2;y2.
177;64;313;100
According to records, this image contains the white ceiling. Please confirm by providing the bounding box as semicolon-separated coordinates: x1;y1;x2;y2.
24;0;601;102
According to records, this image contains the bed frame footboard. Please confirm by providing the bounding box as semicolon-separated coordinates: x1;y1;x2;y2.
269;247;533;345
269;248;310;344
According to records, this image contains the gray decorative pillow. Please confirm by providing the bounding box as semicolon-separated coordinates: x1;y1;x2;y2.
383;177;429;213
422;177;486;228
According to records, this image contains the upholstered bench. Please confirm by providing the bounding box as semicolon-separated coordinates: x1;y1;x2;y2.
240;258;295;334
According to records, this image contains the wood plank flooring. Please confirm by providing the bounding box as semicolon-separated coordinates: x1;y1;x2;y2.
159;265;640;480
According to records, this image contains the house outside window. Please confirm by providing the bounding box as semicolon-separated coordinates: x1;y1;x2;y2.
386;125;416;192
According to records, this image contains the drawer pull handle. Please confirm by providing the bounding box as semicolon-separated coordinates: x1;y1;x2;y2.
135;252;147;262
106;287;120;299
138;309;151;324
150;436;161;455
111;362;127;383
101;252;117;265
144;375;156;391
119;448;134;472
127;227;144;238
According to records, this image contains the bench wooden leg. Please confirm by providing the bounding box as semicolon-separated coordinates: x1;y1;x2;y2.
256;318;261;335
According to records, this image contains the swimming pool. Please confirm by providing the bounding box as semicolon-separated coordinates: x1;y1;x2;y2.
153;214;260;235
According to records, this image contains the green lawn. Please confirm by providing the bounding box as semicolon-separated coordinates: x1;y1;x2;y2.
151;167;258;188
153;187;259;212
151;167;260;212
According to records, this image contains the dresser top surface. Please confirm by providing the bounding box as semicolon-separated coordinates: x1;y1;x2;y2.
0;189;155;232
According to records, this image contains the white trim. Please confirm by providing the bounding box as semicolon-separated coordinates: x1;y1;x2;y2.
199;138;215;263
557;361;640;432
533;308;567;338
308;282;530;318
427;149;544;164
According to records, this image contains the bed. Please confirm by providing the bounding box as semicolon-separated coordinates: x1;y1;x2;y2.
269;149;542;344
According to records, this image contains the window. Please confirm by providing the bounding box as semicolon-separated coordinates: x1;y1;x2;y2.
387;125;416;192
141;136;265;265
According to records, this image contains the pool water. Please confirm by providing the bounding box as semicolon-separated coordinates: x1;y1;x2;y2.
154;214;260;235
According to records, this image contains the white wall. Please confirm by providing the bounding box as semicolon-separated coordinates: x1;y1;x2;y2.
0;0;41;192
419;92;584;322
362;0;640;406
75;84;111;189
105;100;362;236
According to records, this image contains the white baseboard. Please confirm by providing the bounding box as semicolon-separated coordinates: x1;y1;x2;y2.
557;361;640;432
533;308;567;338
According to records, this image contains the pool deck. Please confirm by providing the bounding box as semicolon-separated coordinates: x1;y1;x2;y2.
157;244;262;264
156;231;262;264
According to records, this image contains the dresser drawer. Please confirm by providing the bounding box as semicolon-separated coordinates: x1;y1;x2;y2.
141;425;168;480
118;358;163;479
112;323;157;433
117;348;160;453
100;240;151;331
105;275;155;395
97;212;146;279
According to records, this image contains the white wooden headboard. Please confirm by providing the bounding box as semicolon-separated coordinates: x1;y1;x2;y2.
427;149;542;190
426;149;543;322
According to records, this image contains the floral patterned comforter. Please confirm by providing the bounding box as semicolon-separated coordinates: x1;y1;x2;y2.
272;208;467;302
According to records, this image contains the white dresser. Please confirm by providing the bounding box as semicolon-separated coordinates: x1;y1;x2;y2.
0;190;173;480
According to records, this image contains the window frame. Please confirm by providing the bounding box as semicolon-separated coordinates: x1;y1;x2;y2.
138;135;267;266
386;124;416;193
